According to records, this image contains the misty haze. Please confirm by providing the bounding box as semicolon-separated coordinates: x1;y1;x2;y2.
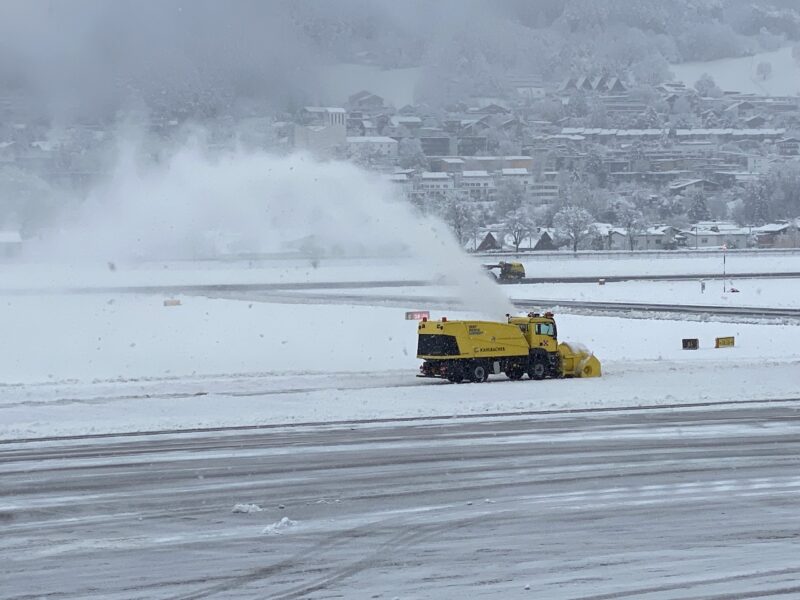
1;2;800;599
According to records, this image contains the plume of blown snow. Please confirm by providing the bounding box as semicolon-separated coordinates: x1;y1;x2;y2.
38;138;514;318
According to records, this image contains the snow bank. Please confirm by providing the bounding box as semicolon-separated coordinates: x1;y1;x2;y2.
232;503;263;514
263;517;297;535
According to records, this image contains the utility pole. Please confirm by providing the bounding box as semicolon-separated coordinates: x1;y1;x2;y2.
722;243;727;293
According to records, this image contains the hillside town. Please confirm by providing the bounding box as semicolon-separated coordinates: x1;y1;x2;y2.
285;74;800;254
2;71;800;257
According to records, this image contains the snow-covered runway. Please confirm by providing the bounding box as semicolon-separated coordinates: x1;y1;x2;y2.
3;405;800;599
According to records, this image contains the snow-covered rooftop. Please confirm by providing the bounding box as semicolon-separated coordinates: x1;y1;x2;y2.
303;106;346;113
346;136;397;143
753;222;791;233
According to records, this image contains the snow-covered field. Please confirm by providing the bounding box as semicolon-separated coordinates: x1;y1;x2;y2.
510;251;800;278
306;277;800;309
0;257;423;291
2;251;799;291
2;290;797;386
671;45;800;95
1;280;797;440
510;277;800;308
319;63;422;107
2;252;798;441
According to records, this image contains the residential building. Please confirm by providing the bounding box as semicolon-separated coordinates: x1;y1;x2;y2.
527;181;559;204
668;179;720;195
430;157;465;173
683;222;751;249
389;116;423;131
385;173;413;196
348;90;384;111
777;137;800;156
508;75;547;101
419;136;454;156
633;226;680;250
593;223;630;250
499;167;533;187
747;155;774;172
753;221;800;248
346;136;398;159
292;107;347;155
417;172;454;193
459;170;495;199
475;231;502;252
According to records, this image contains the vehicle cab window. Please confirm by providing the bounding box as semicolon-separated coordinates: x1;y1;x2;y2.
535;322;555;336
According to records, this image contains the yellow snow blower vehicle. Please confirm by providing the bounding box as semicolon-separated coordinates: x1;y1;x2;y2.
482;261;525;281
417;313;601;383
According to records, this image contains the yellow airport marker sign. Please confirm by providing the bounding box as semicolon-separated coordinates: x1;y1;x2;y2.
715;336;735;348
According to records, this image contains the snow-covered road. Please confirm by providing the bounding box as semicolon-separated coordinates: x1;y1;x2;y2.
3;405;800;599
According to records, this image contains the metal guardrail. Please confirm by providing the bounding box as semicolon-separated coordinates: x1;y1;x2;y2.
472;248;800;261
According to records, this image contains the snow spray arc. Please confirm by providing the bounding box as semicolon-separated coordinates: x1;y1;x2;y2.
44;142;515;318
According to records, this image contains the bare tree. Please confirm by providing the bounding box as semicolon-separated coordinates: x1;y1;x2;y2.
504;207;537;252
553;206;595;253
694;73;722;97
397;138;429;171
494;178;526;219
613;199;645;251
439;193;479;247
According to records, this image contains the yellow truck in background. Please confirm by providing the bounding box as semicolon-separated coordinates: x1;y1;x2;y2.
482;261;525;281
417;313;601;383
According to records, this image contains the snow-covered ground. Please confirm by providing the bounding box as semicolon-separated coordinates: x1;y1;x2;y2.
510;252;800;278
2;252;799;441
509;277;800;308
2;251;798;291
319;63;422;107
3;291;797;386
304;277;800;309
1;288;797;440
0;257;424;292
671;45;800;96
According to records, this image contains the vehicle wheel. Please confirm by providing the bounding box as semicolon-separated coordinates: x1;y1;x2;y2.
528;360;547;381
447;369;464;383
505;367;524;380
469;363;487;383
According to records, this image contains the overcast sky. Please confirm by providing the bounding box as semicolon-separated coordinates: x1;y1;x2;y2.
0;1;328;119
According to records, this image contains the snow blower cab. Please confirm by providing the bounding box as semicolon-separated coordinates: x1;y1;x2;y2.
482;261;525;281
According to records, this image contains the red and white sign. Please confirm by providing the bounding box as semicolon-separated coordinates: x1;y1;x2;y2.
405;310;430;321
